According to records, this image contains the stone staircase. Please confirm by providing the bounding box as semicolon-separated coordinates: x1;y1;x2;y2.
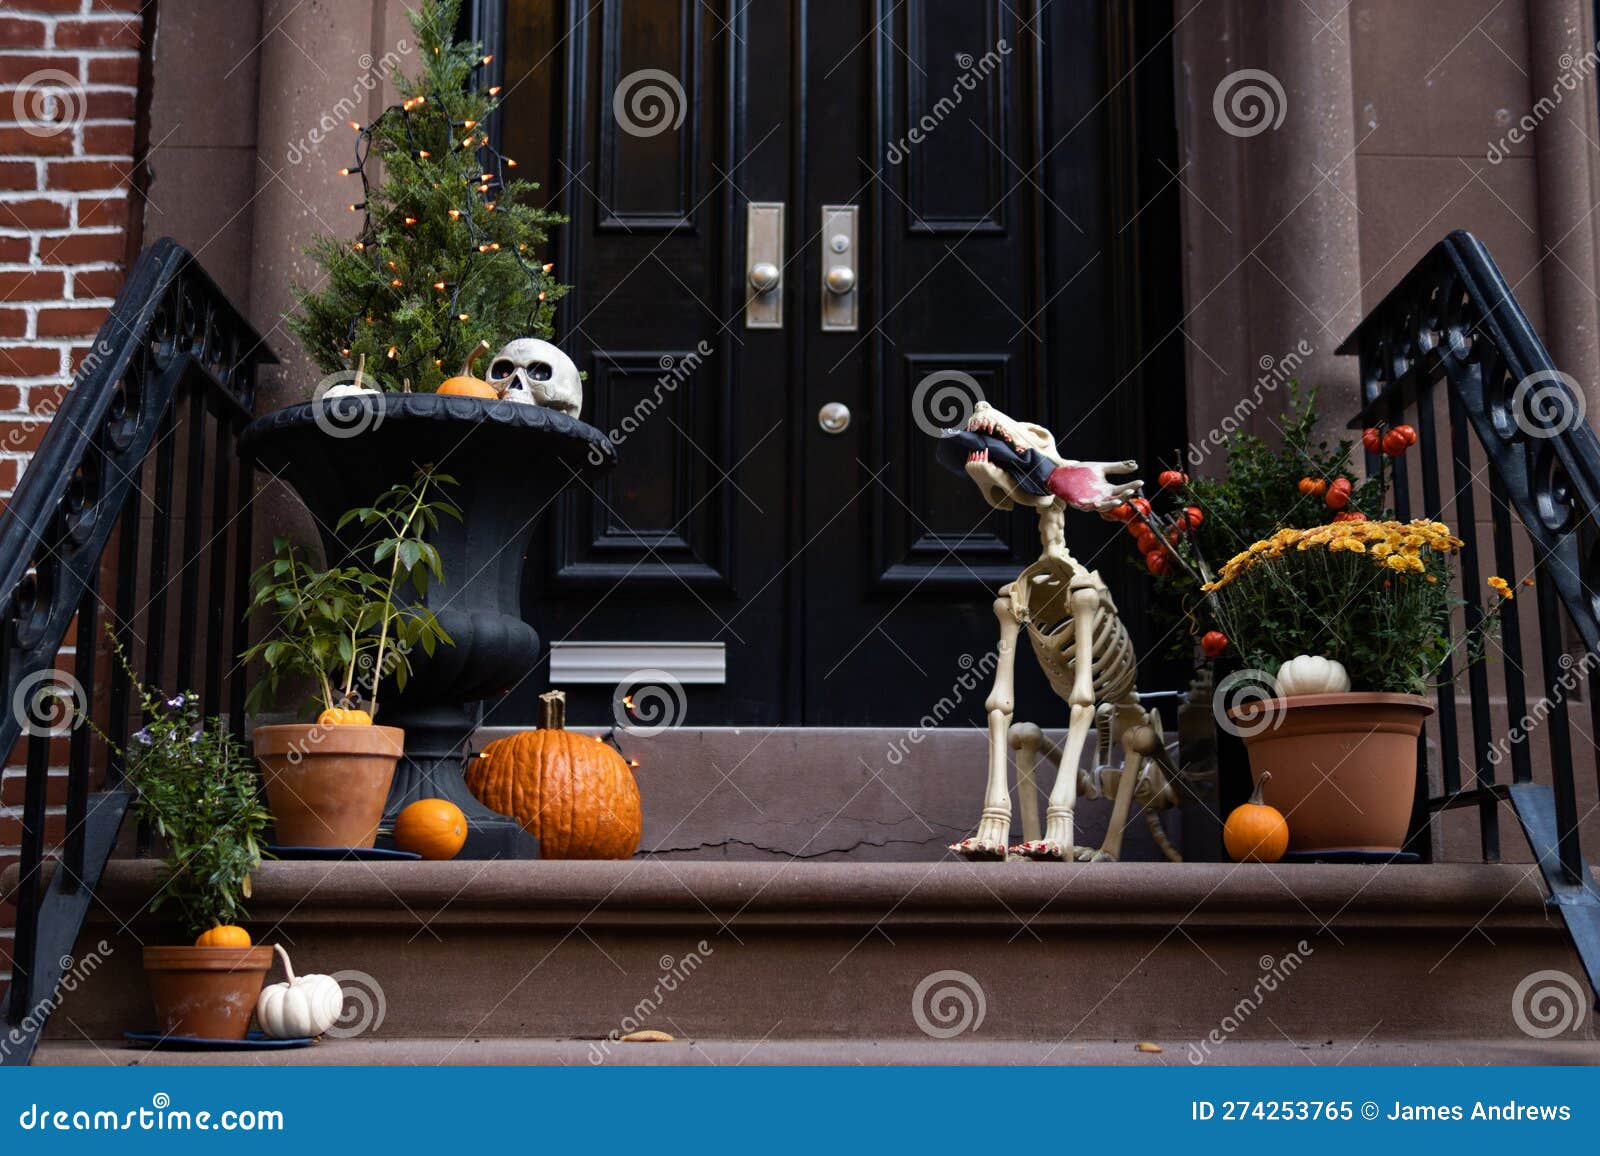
26;727;1600;1064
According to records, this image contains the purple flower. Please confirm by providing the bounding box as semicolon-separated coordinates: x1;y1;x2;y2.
132;727;153;746
188;728;202;744
165;694;187;709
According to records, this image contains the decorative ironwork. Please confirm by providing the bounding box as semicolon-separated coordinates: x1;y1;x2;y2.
0;239;274;1065
1340;229;1600;1009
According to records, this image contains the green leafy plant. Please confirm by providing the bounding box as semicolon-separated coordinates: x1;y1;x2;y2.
90;632;269;937
1117;384;1389;647
242;468;460;718
288;0;568;392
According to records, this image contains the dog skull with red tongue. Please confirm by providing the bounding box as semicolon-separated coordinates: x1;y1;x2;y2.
955;401;1142;513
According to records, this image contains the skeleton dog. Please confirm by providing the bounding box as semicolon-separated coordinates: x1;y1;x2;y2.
935;401;1181;862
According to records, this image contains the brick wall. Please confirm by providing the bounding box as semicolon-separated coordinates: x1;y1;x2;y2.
0;0;144;1007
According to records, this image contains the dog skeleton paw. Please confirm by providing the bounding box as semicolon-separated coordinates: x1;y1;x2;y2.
1074;846;1118;863
951;837;1009;861
1009;839;1075;861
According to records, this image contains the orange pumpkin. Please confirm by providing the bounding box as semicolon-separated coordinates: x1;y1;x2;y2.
464;690;641;859
436;340;498;398
393;798;468;860
1223;772;1290;863
317;707;372;727
194;924;251;948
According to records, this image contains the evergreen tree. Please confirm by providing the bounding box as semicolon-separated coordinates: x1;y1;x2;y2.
289;0;567;393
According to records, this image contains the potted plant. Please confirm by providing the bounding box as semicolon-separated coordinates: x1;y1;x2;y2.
1200;517;1510;854
103;647;274;1040
237;0;612;854
241;468;456;848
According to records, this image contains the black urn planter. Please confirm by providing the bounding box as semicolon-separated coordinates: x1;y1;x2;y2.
238;393;614;858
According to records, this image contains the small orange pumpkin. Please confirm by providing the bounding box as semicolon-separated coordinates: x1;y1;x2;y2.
465;690;641;859
316;707;373;727
436;340;498;398
393;798;468;860
194;924;252;948
1223;772;1290;863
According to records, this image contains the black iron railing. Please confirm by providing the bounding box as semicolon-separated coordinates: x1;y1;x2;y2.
1339;229;1600;1007
0;239;273;1065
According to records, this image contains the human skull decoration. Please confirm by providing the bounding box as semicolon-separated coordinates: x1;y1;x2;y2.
486;338;582;418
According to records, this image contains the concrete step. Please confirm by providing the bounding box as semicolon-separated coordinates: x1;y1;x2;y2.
43;860;1597;1055
35;1036;1600;1066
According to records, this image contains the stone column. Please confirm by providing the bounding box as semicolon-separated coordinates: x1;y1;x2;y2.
1174;0;1364;445
1528;1;1600;418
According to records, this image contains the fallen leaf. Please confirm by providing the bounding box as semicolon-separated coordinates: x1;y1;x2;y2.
621;1029;674;1043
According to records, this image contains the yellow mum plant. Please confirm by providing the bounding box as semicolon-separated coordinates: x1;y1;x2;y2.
1202;518;1484;694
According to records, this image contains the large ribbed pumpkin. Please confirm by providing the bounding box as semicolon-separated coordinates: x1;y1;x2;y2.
464;690;641;859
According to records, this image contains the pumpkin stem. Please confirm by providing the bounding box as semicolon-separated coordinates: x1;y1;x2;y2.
538;689;566;730
1248;771;1271;808
272;942;297;984
459;338;490;378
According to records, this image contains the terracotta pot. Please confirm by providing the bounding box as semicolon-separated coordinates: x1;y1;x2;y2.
1227;692;1432;854
254;723;404;848
143;945;273;1040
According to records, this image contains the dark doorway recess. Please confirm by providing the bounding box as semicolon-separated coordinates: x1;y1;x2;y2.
470;0;1186;726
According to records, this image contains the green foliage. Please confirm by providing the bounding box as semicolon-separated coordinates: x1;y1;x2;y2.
288;0;568;392
1133;383;1387;645
1178;384;1384;567
97;633;269;938
242;468;460;719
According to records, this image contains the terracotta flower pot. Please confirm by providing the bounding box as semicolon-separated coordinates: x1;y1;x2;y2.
254;723;405;848
1227;692;1432;854
143;945;273;1040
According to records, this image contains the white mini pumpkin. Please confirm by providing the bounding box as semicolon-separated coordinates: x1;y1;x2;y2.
256;944;345;1039
1274;654;1351;697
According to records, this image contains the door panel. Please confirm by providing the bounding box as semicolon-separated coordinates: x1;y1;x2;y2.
492;0;1184;727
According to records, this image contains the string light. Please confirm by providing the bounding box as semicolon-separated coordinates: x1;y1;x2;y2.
390;278;403;287
506;158;517;167
433;280;446;291
488;85;501;96
348;120;361;130
457;313;469;321
417;149;430;159
387;346;398;358
542;263;554;273
338;167;351;176
448;209;461;219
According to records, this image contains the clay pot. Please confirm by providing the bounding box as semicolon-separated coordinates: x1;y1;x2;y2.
254;724;404;848
143;945;273;1040
1227;692;1432;854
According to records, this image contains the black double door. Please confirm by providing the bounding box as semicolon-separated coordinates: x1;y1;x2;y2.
492;0;1183;726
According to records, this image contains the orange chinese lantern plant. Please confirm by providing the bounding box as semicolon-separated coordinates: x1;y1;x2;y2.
1223;773;1290;863
464;690;641;859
